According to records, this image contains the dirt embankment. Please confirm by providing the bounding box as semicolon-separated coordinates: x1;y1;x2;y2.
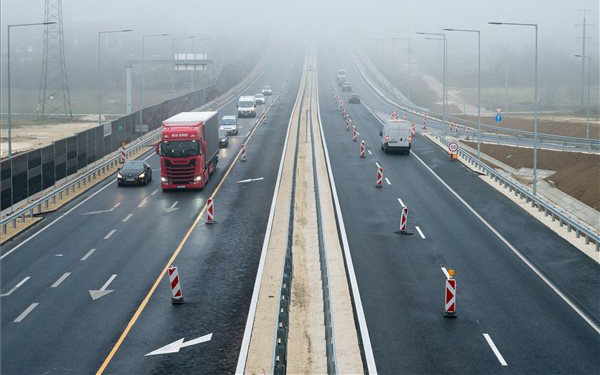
463;141;600;210
459;115;600;139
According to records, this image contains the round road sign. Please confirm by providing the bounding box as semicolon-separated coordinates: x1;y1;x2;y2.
448;142;458;152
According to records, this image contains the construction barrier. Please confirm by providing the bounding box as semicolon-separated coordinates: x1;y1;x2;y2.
443;269;457;318
353;126;358;142
168;266;184;304
375;166;383;188
360;140;366;158
206;198;215;224
422;116;428;129
395;206;411;235
346;118;350;131
241;144;247;162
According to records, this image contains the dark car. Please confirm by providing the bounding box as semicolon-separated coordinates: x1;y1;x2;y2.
348;94;361;104
117;160;152;186
342;81;352;92
218;129;229;148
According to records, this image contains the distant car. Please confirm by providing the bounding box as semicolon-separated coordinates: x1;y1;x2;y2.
342;81;352;92
219;115;238;135
117;160;152;186
348;94;361;104
262;85;272;96
255;93;266;105
218;129;229;148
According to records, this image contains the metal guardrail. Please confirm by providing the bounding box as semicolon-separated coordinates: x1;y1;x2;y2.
352;52;600;152
431;131;600;251
1;130;161;235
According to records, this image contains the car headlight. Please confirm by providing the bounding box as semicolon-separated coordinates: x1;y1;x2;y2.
161;177;167;182
139;172;145;179
194;176;202;182
117;172;123;179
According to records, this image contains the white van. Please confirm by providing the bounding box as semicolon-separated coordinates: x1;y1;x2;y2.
237;95;256;118
380;119;412;154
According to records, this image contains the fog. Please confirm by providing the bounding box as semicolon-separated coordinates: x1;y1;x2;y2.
1;0;598;114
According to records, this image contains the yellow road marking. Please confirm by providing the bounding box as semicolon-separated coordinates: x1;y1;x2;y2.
96;90;284;374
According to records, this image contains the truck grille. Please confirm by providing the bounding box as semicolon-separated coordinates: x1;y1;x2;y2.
164;159;196;184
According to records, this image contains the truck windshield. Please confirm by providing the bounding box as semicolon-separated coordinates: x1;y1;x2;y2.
162;140;201;157
239;101;254;108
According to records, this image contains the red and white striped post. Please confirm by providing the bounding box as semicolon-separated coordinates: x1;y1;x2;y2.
241;144;247;162
206;198;215;224
403;112;408;120
375;165;383;188
352;126;358;142
400;206;408;233
450;121;455;132
346;118;350;131
360;140;366;158
168;266;184;304
120;143;127;163
455;125;460;136
443;269;457;318
422;116;428;129
411;122;416;136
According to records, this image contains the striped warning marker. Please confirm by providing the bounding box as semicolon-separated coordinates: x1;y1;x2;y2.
360;140;366;158
375;166;383;188
206;198;215;224
241;144;247;162
168;266;184;304
443;270;457;318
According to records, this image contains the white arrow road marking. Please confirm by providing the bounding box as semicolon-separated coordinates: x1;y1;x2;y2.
164;201;179;213
145;333;213;356
82;202;121;215
483;333;508;366
236;177;265;184
81;248;96;261
89;274;117;301
1;276;31;297
14;303;39;323
51;272;71;288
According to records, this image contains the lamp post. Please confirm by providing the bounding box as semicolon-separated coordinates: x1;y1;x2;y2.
444;28;481;160
490;22;539;195
140;33;169;137
417;32;447;124
392;37;412;105
575;54;591;144
6;21;56;158
98;29;132;127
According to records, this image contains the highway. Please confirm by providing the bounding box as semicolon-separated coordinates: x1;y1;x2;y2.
1;47;303;374
318;47;600;373
1;44;599;375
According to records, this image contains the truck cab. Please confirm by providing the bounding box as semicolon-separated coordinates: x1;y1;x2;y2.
380;119;412;154
237;95;256;118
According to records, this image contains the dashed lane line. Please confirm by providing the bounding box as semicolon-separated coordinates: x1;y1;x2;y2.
81;248;97;261
14;303;39;323
415;226;426;239
483;333;508;366
51;272;71;288
104;230;116;240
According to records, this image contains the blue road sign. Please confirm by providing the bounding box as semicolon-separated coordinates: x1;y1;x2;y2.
495;114;503;123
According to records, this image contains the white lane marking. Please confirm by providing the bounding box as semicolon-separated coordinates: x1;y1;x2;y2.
55;254;63;257
397;198;405;208
104;229;116;240
151;189;159;196
81;248;97;261
1;178;117;260
410;150;600;335
14;303;39;323
143;153;155;161
145;333;213;356
375;162;382;169
164;201;179;213
122;213;133;222
315;75;378;374
113;202;121;209
81;202;121;215
483;333;508;366
236;68;305;374
89;274;117;300
367;149;372;155
51;272;71;288
0;276;31;297
137;197;149;208
236;177;265;184
385;177;391;185
416;226;426;239
441;267;450;279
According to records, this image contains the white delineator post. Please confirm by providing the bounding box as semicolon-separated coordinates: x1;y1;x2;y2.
375;166;383;188
168;266;184;304
360;140;366;158
443;269;457;318
206;198;215;224
241;144;247;162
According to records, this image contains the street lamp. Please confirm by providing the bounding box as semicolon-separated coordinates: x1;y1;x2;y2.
417;31;447;124
575;54;591;143
98;29;133;127
140;33;169;136
6;21;56;158
490;22;539;195
444;28;481;160
392;37;412;105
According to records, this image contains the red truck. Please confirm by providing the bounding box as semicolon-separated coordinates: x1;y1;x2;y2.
156;111;219;191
